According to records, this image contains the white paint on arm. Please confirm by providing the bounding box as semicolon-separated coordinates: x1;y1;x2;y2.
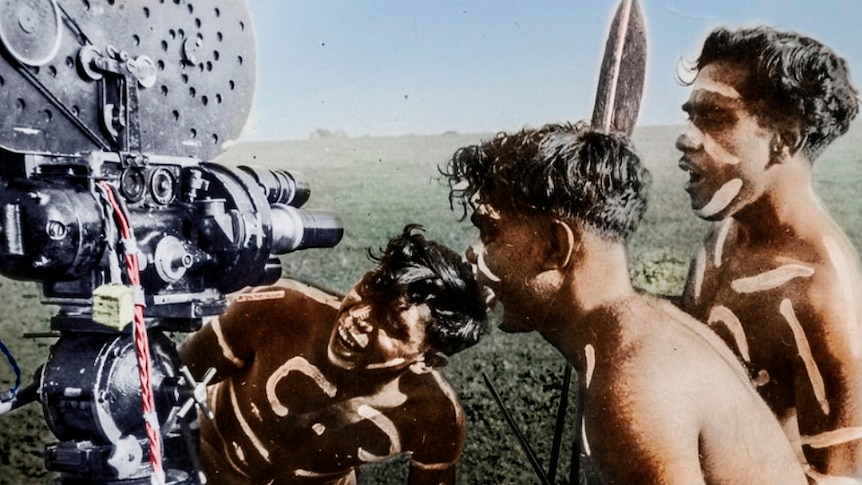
823;236;862;358
780;299;830;416
211;317;246;367
356;404;400;462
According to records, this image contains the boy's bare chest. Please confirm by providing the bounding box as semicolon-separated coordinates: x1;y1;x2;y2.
690;246;819;410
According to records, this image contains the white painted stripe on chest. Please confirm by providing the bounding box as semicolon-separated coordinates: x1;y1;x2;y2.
707;306;750;363
802;426;862;449
227;379;272;463
780;299;830;416
731;263;815;294
713;219;732;268
266;356;337;417
584;344;596;389
693;246;706;304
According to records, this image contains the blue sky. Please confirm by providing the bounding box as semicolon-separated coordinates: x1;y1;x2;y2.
240;0;862;141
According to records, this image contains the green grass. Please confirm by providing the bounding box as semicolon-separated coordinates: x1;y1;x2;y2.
0;122;860;483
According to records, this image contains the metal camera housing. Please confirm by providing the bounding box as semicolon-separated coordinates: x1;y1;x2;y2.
0;1;344;483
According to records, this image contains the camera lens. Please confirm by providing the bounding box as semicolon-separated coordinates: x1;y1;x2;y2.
269;204;343;253
237;166;310;207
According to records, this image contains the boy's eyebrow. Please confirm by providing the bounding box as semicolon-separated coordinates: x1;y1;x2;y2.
682;90;743;113
693;78;741;99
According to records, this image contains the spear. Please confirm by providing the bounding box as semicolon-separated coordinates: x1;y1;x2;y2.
591;0;647;136
555;0;647;482
484;1;646;483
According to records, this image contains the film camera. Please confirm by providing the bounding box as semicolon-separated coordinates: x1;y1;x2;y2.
0;0;343;483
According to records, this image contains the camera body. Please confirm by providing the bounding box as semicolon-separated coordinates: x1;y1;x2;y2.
0;0;343;483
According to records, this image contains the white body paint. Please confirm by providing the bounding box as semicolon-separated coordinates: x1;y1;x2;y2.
694;77;743;100
211;317;245;367
713;219;733;268
731;264;815;294
227;379;271;463
780;299;830;416
694;178;743;219
266;356;337;417
693;246;706;303
584;344;596;389
476;248;501;283
708;306;750;363
823;236;862;358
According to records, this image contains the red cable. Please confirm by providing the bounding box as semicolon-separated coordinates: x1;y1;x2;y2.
98;181;164;483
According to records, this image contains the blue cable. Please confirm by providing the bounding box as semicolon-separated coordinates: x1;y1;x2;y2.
0;336;20;395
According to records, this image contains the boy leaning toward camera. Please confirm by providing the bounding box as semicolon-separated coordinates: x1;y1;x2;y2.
180;225;487;484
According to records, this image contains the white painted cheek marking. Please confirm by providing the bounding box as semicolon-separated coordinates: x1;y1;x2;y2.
584;345;596;389
228;379;271;463
211;317;245;367
693;246;706;304
366;357;407;370
824;236;862;358
780;299;830;416
311;423;326;436
356;404;400;462
713;219;732;268
266;356;337;417
476;248;502;283
801;426;862;449
694;178;743;219
731;263;815;294
707;306;750;363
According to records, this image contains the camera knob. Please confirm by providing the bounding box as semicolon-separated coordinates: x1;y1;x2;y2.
177;365;215;421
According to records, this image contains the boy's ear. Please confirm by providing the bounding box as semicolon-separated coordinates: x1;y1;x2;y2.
410;352;448;374
544;219;576;270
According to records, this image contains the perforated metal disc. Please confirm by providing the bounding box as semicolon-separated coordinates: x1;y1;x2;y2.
0;0;256;161
0;0;62;66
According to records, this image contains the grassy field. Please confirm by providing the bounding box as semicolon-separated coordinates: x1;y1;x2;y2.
0;122;860;484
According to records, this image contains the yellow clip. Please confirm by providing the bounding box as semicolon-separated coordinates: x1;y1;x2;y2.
93;284;135;330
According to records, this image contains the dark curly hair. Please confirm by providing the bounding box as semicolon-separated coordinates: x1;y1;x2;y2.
441;122;651;243
364;224;487;357
689;25;859;160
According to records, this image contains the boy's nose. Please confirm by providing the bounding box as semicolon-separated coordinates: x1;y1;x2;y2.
675;127;702;153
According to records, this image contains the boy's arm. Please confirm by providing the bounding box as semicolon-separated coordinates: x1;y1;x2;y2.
178;286;274;382
406;372;466;485
792;285;862;478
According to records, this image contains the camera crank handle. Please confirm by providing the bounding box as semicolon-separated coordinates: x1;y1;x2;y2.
178;365;216;420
